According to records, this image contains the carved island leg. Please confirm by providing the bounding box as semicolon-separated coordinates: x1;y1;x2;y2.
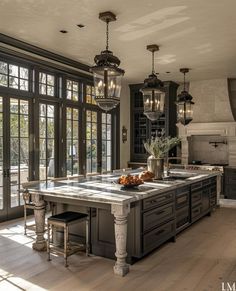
32;194;47;251
111;204;130;277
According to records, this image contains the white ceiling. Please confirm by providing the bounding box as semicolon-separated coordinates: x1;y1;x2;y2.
0;0;236;83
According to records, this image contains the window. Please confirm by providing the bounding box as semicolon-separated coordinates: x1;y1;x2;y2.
0;61;29;91
39;104;55;180
86;85;96;105
86;110;97;173
66;107;79;176
66;80;80;101
0;97;3;209
10;98;29;207
102;113;112;172
39;72;55;96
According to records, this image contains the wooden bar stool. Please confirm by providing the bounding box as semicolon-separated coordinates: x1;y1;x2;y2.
47;211;90;267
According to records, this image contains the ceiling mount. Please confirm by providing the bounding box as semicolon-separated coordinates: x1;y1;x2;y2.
147;44;159;53
180;68;190;74
99;11;116;23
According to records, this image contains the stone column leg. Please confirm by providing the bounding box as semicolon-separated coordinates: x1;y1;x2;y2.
111;204;130;277
32;194;47;251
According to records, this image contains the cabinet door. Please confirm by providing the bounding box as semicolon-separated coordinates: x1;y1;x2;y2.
202;187;210;213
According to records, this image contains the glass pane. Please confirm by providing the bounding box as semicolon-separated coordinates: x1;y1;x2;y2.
47;118;54;138
92;159;97;172
0;97;2;113
11;184;19;208
47;105;54;118
20;116;28;137
48;139;54;159
107;157;111;171
10;99;18;113
0;138;3;161
20;100;28;114
0;187;3;210
39;159;46;180
107;141;111;156
67;80;72;90
67;120;71;138
92;123;97;139
0;113;2;137
20;67;29;79
92;112;97;122
67;159;72;176
47;158;54;178
20;79;29;91
39;117;46;138
102;124;106;139
40;104;47;117
10;137;19;166
10;115;18;137
72;109;79;121
39;84;46;95
86;123;91;139
102;140;106;156
9;77;19;89
67;108;72;119
72;92;78;101
39;72;46;84
67;90;72;100
9;64;18;77
0;62;8;74
73;82;78;92
40;139;46;159
20;139;29;164
0;74;7;87
73;159;79;175
73;121;78;139
86;110;91;121
67;140;72;158
102;113;106;123
47;85;54;96
107;125;111;140
107;114;111;124
47;74;54;86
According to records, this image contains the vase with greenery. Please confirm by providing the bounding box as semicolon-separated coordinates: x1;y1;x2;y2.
144;136;181;179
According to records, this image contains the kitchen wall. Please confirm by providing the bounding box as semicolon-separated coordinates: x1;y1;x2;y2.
189;78;234;122
188;135;228;164
119;82;130;168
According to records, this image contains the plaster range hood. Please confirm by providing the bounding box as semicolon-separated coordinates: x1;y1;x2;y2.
177;79;236;167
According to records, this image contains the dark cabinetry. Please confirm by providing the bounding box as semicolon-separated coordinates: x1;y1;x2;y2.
91;176;217;262
129;82;179;163
224;167;236;199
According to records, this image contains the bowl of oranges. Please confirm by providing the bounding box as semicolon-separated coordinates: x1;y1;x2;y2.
118;174;143;189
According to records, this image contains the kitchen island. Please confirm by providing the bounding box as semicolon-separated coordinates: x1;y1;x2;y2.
25;170;219;277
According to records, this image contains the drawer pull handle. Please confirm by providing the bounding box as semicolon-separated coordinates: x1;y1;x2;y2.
193;195;199;199
155;210;165;216
193;209;199;214
150;200;157;204
155;229;165;236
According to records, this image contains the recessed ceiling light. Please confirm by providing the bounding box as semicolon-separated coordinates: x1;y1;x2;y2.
77;24;85;28
166;71;170;74
60;30;68;34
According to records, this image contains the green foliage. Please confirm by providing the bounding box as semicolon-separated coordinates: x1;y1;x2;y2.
144;136;181;158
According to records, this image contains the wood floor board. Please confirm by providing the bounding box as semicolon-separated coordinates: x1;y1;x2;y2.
0;207;236;291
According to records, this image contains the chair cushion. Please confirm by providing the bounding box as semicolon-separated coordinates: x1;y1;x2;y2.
48;211;88;223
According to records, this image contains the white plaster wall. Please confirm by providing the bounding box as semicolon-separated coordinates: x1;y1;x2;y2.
119;82;130;168
189;79;234;123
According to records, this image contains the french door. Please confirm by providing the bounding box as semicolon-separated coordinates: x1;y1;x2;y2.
0;95;31;221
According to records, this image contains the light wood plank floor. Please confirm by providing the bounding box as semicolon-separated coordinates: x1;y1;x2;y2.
0;207;236;291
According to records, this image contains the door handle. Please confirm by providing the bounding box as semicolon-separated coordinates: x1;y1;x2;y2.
3;169;10;178
7;169;10;178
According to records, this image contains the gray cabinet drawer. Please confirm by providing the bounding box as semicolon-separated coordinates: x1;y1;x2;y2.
176;192;189;209
210;177;217;184
143;220;175;254
176;206;190;230
191;182;202;191
176;185;189;195
191;204;202;221
143;203;174;232
191;190;202;206
202;179;211;187
143;191;174;210
225;168;236;177
225;176;236;185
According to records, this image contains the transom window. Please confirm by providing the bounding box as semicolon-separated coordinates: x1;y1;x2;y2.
39;72;55;96
86;85;96;105
0;61;29;91
66;80;80;101
102;113;112;172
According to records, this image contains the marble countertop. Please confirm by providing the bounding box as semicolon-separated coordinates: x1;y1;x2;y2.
25;170;219;206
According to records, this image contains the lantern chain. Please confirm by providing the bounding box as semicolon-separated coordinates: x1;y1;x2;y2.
106;20;109;51
152;50;155;74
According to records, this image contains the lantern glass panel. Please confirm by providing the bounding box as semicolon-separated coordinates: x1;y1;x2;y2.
185;101;193;120
177;102;185;121
143;89;165;117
